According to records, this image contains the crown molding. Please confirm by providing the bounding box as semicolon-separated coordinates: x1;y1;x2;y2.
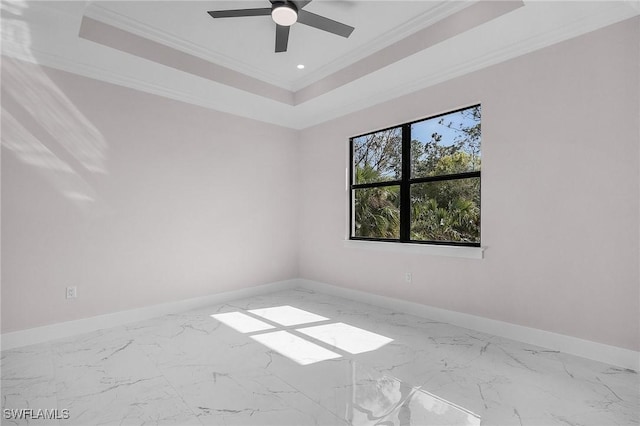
290;0;475;91
2;45;215;109
82;1;474;93
82;3;295;91
291;0;640;129
4;1;636;131
0;45;301;129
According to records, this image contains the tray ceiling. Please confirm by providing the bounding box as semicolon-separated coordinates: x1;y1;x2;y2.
2;1;638;129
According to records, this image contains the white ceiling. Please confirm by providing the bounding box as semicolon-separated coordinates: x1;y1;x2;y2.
85;0;463;90
2;1;639;129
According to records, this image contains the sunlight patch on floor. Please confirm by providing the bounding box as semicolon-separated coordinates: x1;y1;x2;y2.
211;305;394;365
297;322;393;354
251;331;342;365
248;305;328;326
210;312;275;333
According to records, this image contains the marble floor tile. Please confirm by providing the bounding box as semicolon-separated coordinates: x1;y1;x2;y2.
57;375;200;426
1;344;60;425
2;288;638;425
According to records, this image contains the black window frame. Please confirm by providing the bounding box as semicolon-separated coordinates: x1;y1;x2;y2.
349;104;481;248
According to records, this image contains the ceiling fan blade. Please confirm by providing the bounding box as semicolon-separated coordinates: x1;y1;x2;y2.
297;10;354;38
275;24;290;52
207;8;271;19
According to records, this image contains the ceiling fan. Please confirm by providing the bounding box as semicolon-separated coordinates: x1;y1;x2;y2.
207;1;355;53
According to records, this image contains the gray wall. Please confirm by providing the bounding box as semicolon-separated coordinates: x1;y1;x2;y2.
297;18;639;351
1;58;299;332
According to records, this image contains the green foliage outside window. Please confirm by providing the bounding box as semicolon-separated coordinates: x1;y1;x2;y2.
351;105;481;245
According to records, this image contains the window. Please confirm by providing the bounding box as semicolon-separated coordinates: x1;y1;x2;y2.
350;105;481;247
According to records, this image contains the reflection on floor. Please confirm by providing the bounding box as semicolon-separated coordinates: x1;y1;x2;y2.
1;289;638;425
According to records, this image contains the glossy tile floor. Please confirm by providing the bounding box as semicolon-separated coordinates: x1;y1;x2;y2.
2;288;638;425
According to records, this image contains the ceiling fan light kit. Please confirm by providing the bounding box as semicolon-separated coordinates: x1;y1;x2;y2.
271;3;298;26
207;0;354;53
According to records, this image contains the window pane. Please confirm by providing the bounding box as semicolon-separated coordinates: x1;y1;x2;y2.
411;106;481;178
353;127;402;184
410;178;480;243
353;186;400;239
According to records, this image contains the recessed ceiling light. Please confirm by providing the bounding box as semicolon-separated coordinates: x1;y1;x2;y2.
297;64;305;69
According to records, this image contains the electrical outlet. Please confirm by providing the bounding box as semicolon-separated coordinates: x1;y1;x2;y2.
405;272;412;283
66;286;77;299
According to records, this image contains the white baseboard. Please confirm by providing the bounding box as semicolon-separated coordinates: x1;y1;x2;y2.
0;279;297;351
296;278;640;371
3;277;637;371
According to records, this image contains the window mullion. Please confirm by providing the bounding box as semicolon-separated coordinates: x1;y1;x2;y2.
400;124;411;242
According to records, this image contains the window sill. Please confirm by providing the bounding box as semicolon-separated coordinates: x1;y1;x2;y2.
343;239;484;259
